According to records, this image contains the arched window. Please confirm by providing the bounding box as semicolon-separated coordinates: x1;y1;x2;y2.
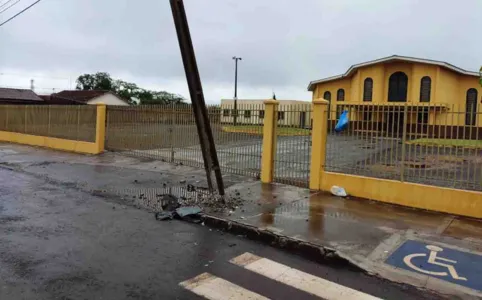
363;78;373;102
420;76;431;102
336;89;345;101
323;91;331;101
466;88;478;126
388;72;408;102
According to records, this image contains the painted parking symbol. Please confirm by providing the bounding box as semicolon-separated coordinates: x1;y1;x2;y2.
403;245;466;280
386;240;482;291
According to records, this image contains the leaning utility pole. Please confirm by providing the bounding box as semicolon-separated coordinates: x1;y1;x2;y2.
169;0;225;197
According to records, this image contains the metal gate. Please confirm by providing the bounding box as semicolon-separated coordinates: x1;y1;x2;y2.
273;103;312;187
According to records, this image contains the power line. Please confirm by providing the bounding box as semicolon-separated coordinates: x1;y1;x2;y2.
0;72;70;81
1;85;65;90
0;0;20;15
0;0;16;10
0;0;42;28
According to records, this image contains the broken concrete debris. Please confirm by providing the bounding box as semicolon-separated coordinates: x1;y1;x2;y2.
155;205;203;222
155;211;174;221
175;206;202;218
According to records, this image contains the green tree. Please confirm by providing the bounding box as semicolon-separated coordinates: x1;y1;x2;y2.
75;72;186;105
76;72;114;91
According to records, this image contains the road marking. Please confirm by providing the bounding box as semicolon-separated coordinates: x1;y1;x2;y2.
403;245;467;280
230;252;382;300
386;240;482;291
179;272;269;300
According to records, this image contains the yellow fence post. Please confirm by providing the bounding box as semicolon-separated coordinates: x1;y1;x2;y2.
261;99;279;183
95;103;106;154
309;99;329;190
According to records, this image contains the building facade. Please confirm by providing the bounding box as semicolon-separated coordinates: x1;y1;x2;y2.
220;99;311;127
308;55;481;136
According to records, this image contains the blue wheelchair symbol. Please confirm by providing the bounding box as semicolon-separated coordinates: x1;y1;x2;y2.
386;240;482;291
403;245;466;281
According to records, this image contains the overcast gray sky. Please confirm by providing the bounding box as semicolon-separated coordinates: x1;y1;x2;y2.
0;0;481;103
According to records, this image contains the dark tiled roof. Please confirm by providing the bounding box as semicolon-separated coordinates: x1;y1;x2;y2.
0;88;43;102
39;94;85;105
53;90;110;103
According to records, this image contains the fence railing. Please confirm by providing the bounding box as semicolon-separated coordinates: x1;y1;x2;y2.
0;105;97;142
325;103;482;191
105;104;264;177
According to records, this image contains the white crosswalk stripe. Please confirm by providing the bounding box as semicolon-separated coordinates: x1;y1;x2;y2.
180;252;383;300
179;272;269;300
230;252;383;300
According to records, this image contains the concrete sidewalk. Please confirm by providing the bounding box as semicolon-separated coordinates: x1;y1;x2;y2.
1;143;481;299
206;181;482;299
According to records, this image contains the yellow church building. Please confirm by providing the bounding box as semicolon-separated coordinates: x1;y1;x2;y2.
308;55;481;138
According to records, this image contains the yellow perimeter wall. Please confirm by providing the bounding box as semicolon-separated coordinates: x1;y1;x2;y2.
0;131;102;154
319;171;482;219
0;104;106;155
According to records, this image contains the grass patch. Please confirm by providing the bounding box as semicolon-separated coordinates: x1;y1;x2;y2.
222;125;310;136
407;138;482;148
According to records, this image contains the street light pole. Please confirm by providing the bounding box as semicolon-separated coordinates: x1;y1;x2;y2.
233;56;242;126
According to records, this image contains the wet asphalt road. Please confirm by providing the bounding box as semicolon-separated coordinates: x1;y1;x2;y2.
0;166;444;300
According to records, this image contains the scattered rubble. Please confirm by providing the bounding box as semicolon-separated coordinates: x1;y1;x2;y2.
155;211;174;221
175;206;202;218
155;205;202;222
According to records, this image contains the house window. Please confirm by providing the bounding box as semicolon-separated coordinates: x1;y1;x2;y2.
277;111;285;120
388;72;408;102
259;110;265;119
223;109;230;117
363;78;373;102
420;76;431;102
244;110;251;118
466;88;478;126
337;89;345;101
323;91;331;101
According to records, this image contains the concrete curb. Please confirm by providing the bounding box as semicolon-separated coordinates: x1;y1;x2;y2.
201;213;370;272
